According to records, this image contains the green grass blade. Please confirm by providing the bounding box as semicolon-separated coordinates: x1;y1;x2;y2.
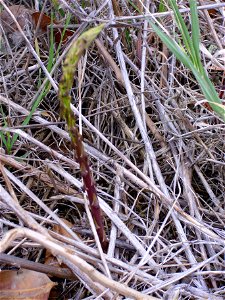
169;0;196;63
4;13;74;153
46;13;55;72
127;0;140;12
55;13;71;55
149;20;225;121
189;0;204;74
10;89;49;147
0;106;13;153
159;0;167;13
0;131;7;148
193;71;225;118
10;14;56;151
150;21;193;69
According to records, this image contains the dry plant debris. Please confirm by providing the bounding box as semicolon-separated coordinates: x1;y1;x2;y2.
0;1;224;299
0;4;33;47
0;268;56;299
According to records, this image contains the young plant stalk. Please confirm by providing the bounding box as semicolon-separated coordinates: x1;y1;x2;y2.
58;24;108;251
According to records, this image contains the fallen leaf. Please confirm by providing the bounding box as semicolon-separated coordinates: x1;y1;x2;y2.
0;269;56;299
0;5;33;34
45;219;74;267
0;5;33;46
0;5;74;47
32;12;74;44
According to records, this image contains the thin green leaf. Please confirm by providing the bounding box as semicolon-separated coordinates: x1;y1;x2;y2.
127;0;140;12
0;106;13;153
169;0;196;64
189;0;204;74
0;131;7;149
149;21;225;121
55;13;71;54
149;21;192;69
183;67;224;120
159;0;166;13
46;13;55;72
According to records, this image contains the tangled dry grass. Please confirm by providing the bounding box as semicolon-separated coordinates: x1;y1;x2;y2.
0;0;225;299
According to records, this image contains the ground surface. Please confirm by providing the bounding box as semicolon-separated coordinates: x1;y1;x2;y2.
0;1;225;299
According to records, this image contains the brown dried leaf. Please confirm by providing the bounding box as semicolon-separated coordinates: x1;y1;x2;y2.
0;5;33;47
0;269;56;299
32;12;74;44
0;5;33;33
45;219;74;267
0;5;73;47
52;218;74;238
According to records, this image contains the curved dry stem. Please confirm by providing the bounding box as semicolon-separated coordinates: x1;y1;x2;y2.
0;228;159;300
